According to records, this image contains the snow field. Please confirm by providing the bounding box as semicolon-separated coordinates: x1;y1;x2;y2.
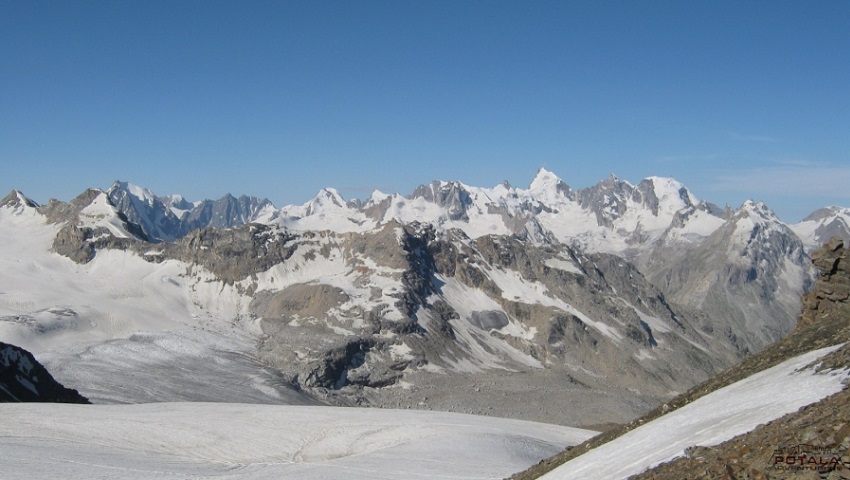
0;205;299;403
432;275;542;371
0;402;597;480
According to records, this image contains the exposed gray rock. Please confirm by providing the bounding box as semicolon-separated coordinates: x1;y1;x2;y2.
107;181;273;242
160;224;297;285
39;188;147;262
410;181;473;221
0;190;39;209
469;310;509;330
188;194;274;229
52;223;96;263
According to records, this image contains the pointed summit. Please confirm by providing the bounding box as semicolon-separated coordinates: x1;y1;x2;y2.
0;189;39;209
108;181;157;207
304;188;347;215
368;190;391;204
317;187;346;206
740;200;780;223
529;167;564;192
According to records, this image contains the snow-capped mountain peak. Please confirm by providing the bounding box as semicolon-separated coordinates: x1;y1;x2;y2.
77;190;137;239
528;167;571;197
307;188;347;212
368;189;391;204
739;199;781;224
106;181;181;242
529;167;559;189
161;194;193;219
277;187;376;232
719;200;785;250
802;205;850;222
0;189;40;212
645;176;697;211
108;181;156;207
791;205;850;252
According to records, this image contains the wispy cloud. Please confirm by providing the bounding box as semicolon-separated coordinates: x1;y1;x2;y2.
708;162;850;198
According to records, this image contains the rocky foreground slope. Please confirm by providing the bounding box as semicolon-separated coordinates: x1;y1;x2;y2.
511;238;850;479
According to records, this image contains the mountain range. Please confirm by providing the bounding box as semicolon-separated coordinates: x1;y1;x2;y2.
1;168;849;427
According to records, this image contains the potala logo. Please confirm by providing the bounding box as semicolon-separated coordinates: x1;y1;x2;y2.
772;444;845;473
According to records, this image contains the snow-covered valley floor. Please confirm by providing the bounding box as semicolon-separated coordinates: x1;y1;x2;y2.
0;402;595;480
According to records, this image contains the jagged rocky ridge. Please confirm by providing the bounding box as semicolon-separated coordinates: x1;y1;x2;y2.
106;181;275;242
2;171;848;424
0;341;90;403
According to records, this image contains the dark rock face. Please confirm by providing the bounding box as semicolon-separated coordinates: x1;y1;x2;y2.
107;181;273;242
410;181;473;221
0;342;90;403
188;194;274;230
52;223;96;263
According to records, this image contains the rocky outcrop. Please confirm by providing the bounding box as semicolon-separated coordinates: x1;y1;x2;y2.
239;217;742;417
0;342;90;403
798;237;849;329
161;223;298;285
52;223;97;263
410;181;474;221
40;188;147;262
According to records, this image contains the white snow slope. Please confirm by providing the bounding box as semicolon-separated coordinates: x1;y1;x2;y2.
0;403;595;480
0;187;309;405
540;344;850;480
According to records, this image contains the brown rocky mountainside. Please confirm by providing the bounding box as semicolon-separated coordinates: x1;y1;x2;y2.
510;238;850;480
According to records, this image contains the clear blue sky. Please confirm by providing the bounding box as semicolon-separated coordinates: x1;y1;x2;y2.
2;1;848;222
